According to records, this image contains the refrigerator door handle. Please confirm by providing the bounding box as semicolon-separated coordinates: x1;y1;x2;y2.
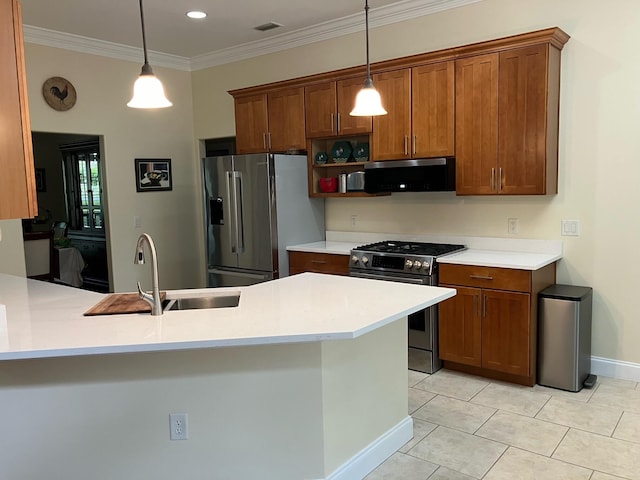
225;171;237;253
234;171;246;253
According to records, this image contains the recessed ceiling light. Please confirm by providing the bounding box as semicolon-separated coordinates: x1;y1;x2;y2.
186;11;207;19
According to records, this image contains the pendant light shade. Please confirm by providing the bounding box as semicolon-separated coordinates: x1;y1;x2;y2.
127;0;172;109
350;0;386;117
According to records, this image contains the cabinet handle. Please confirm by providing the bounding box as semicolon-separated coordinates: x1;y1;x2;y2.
263;132;267;150
469;275;493;280
490;168;495;191
499;168;503;192
311;260;327;264
337;113;341;133
413;135;417;155
330;113;335;133
404;135;408;156
482;295;487;318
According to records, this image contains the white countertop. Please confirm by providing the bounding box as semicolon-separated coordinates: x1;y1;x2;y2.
0;272;455;361
288;233;562;271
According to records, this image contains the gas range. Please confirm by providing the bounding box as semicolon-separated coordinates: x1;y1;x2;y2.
349;241;466;279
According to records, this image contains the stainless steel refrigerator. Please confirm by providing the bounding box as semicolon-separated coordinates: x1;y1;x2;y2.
203;153;325;287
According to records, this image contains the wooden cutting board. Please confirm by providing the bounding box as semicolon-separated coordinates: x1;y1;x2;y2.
83;292;166;316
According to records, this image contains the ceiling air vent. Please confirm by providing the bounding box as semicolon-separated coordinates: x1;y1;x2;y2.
254;22;283;32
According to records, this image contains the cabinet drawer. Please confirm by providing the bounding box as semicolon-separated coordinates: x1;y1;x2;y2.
439;263;530;292
289;251;349;276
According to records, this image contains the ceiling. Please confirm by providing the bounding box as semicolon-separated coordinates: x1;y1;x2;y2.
21;0;482;69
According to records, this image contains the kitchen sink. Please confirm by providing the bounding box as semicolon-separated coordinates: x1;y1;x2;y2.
163;292;240;311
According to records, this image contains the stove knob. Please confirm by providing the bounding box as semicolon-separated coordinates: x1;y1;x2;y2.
413;260;422;269
351;255;359;263
405;259;413;269
361;256;369;265
422;262;430;271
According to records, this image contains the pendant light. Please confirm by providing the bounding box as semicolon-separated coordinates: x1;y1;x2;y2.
350;0;386;116
127;0;172;108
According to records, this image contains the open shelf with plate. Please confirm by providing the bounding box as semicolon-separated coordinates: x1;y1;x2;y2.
308;136;388;198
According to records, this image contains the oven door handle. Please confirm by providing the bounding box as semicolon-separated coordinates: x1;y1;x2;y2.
350;271;426;285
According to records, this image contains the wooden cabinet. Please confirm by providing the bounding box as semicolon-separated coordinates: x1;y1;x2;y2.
439;263;555;386
234;87;305;154
372;62;455;161
305;78;372;139
455;43;561;195
289;251;350;276
0;0;37;219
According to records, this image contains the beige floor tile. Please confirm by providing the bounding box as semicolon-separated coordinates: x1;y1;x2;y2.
590;472;629;480
475;410;567;456
553;429;640;479
596;376;638;390
484;447;592;480
409;370;429;387
531;383;597;402
399;418;437;453
413;370;489;401
409;426;506;478
409;387;436;414
363;452;437;480
427;466;476;479
471;383;550;417
613;411;640;443
536;396;622;436
412;395;495;433
590;384;640;414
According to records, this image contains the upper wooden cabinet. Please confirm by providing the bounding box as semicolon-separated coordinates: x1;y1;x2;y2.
0;0;37;220
371;62;455;161
234;87;306;154
456;43;561;195
305;78;372;138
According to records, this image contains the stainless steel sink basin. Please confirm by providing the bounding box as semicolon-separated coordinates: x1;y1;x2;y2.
163;292;240;311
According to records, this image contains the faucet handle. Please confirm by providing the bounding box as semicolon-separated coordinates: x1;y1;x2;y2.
137;281;153;304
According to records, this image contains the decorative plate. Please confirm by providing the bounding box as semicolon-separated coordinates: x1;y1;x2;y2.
331;141;352;163
314;151;328;165
353;143;370;162
42;77;77;111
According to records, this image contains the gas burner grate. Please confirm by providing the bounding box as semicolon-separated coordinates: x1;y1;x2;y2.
354;241;465;257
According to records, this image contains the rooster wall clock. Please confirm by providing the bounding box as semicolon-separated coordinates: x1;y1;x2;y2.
42;77;77;111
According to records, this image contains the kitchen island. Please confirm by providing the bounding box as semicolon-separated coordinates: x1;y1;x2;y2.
0;272;455;480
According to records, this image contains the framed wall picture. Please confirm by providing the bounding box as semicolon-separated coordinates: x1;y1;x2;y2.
35;168;46;192
134;158;172;192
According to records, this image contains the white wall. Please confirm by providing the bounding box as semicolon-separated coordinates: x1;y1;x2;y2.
191;0;640;365
0;44;203;291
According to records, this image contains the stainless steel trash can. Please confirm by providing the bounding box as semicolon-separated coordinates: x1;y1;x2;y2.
538;285;596;392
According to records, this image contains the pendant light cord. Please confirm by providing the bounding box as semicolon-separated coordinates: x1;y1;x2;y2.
138;0;149;66
365;0;371;80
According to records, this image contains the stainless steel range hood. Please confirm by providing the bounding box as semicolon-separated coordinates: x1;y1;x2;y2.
364;157;456;193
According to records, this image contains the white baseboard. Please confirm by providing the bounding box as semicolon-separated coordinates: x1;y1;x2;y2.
591;356;640;382
324;416;413;480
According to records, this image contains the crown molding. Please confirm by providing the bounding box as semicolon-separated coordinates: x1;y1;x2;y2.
24;0;482;72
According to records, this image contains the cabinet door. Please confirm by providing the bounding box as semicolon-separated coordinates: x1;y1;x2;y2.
439;285;482;367
371;69;411;161
267;87;306;152
412;62;455;158
0;0;37;219
336;77;372;136
481;289;530;376
288;251;349;276
305;82;337;138
234;94;268;154
455;53;499;195
498;44;549;194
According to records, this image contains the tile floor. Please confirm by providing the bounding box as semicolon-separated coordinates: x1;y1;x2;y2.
365;369;640;480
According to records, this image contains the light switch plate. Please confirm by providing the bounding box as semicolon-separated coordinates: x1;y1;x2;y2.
561;219;581;236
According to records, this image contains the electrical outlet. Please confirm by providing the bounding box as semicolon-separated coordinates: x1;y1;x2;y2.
351;215;357;227
134;216;142;228
169;413;188;440
508;218;519;234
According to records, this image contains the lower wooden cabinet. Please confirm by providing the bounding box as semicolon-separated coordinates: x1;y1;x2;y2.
288;251;349;276
439;263;555;386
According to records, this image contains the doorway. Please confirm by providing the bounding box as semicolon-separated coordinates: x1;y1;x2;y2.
26;132;111;292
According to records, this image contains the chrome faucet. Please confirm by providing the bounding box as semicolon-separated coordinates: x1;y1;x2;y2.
134;233;162;315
